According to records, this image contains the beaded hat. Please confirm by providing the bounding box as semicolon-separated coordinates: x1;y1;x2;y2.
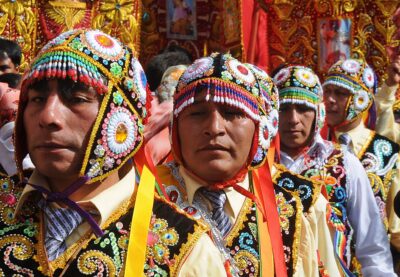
323;58;375;124
274;65;325;136
171;52;279;169
15;29;151;183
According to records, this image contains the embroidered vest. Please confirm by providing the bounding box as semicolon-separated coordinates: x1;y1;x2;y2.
0;175;207;276
300;145;357;276
158;162;316;276
358;132;400;230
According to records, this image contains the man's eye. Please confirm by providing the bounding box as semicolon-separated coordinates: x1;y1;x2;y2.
28;96;45;103
70;97;88;103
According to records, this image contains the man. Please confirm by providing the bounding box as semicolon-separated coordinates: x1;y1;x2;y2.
323;58;400;260
0;37;21;75
274;65;395;276
0;29;219;276
157;53;326;276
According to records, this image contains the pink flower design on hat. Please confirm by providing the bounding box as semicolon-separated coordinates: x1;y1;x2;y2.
341;59;361;74
362;67;375;88
273;68;290;86
180;57;214;84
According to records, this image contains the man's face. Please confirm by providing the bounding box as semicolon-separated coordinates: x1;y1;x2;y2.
323;84;351;127
0;57;16;75
177;92;255;184
24;79;100;180
279;104;315;153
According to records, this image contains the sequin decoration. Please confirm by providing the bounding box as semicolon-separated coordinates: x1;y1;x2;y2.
225;58;256;87
103;107;137;159
273;67;290;86
294;67;318;87
275;192;295;233
77;250;117;276
83;30;124;61
341;59;361;74
353;90;370;111
362;67;375;88
179;57;214;85
146;216;179;266
258;117;271;150
129;57;148;105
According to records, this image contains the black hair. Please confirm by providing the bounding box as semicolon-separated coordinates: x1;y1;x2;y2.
145;51;192;91
270;62;289;78
0;73;21;88
0;38;22;66
160;44;193;62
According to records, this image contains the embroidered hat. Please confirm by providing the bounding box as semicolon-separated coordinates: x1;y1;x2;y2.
274;65;325;136
323;58;375;123
15;29;151;183
171;52;279;168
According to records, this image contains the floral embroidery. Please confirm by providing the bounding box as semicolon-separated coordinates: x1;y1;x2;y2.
275;192;294;232
146;215;179;267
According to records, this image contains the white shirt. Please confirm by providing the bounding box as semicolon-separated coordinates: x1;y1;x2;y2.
281;134;396;276
0;122;34;175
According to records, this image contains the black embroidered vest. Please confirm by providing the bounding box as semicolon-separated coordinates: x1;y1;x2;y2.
0;174;207;276
358;132;400;230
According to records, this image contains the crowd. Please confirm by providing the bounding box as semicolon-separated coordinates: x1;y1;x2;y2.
0;27;399;277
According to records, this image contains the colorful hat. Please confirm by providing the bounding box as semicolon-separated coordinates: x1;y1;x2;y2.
323;58;375;123
15;29;151;183
171;52;279;169
274;65;325;136
156;65;187;103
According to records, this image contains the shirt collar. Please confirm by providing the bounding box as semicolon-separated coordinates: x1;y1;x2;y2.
280;134;328;169
15;168;136;226
335;121;371;155
179;166;249;219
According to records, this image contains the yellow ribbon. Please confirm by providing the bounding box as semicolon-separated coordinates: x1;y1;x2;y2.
124;165;155;276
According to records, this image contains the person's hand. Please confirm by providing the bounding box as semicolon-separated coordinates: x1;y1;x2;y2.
386;54;400;87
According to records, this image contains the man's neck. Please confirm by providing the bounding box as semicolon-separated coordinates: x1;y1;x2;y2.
46;164;131;202
334;117;362;133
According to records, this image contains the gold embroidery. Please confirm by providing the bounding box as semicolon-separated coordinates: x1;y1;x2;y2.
275;192;295;231
234;250;259;276
225;198;253;247
0;234;35;259
77;249;117;276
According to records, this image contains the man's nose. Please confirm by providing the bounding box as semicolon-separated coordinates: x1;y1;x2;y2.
38;93;64;129
288;109;300;124
203;109;225;137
